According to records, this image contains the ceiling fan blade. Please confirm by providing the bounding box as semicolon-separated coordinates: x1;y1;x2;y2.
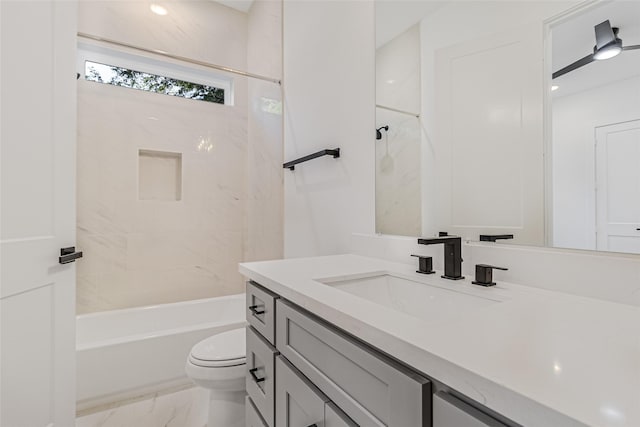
552;53;595;79
595;20;616;49
623;44;640;51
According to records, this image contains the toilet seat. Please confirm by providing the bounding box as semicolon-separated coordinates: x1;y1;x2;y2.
188;328;246;368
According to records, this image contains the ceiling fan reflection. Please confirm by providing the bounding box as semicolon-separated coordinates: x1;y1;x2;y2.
553;20;640;79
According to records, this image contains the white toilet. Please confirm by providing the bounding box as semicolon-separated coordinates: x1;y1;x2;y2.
185;327;246;427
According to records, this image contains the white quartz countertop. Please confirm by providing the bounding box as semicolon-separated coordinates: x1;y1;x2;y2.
239;254;640;427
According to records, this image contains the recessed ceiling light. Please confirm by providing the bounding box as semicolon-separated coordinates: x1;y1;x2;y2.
551;85;559;91
386;80;395;84
150;4;168;15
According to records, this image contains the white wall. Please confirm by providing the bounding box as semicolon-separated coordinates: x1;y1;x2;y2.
552;75;640;250
283;0;375;257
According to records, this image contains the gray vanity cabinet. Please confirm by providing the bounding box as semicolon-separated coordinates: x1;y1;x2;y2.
433;393;508;427
247;280;518;427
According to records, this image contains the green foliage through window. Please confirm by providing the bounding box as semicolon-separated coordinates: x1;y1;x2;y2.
85;61;225;104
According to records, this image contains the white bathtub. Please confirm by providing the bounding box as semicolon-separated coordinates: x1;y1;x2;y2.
76;294;246;412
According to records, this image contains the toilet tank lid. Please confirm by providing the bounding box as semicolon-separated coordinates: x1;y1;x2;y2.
190;327;246;362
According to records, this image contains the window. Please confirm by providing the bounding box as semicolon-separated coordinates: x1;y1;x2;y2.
85;61;225;104
78;41;233;105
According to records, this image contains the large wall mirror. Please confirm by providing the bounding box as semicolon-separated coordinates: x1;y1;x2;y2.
375;0;640;255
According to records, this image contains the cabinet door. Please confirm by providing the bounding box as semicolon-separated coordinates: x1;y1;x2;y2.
246;396;268;427
246;326;278;427
325;402;358;427
246;281;278;345
276;299;431;426
276;356;329;427
433;392;507;427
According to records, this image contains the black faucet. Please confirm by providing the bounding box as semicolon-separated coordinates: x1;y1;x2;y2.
417;236;464;280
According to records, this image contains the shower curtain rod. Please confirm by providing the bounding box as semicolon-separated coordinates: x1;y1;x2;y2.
77;32;282;85
376;104;420;118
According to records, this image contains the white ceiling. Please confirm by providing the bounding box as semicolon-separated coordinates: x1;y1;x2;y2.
552;1;640;97
212;0;254;13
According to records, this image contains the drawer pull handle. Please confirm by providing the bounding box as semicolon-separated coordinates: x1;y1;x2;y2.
249;368;266;383
249;305;265;316
307;425;318;427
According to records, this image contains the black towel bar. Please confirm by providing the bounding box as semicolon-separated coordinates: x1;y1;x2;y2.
283;148;340;171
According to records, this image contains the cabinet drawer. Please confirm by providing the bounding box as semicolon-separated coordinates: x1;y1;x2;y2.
246;281;278;345
326;402;358;427
246;396;268;427
275;356;329;427
246;326;278;427
276;299;431;427
433;393;507;427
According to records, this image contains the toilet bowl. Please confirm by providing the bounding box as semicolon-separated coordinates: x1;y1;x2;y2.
185;327;246;427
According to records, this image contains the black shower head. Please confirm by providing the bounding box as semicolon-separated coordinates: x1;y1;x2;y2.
376;125;389;140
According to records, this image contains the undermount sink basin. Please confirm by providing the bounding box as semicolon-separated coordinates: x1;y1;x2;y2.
316;272;502;323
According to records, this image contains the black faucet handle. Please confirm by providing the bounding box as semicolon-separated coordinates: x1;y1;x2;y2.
479;234;514;242
411;254;434;275
478;264;508;271
472;264;508;287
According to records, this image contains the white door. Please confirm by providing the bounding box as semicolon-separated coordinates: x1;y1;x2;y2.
596;120;640;254
1;1;77;426
432;24;544;245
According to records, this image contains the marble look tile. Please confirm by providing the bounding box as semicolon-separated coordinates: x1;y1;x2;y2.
77;80;249;312
78;0;248;71
76;1;283;314
375;108;421;236
246;76;284;263
76;386;208;427
248;0;283;79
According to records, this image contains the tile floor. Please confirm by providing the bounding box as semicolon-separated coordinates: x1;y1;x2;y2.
76;386;208;427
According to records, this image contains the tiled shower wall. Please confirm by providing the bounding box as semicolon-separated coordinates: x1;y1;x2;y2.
76;0;283;313
246;0;284;262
